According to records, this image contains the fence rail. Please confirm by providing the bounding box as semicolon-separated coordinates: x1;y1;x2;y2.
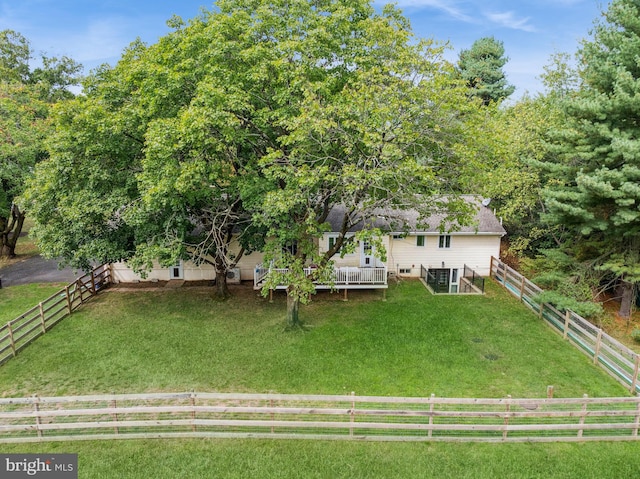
490;257;640;395
0;264;110;366
1;391;640;444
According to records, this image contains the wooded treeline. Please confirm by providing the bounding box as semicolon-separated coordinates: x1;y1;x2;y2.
2;0;638;324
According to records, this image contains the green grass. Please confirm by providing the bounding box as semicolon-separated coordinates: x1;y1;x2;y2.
0;283;68;323
1;439;639;478
0;280;628;398
0;279;637;478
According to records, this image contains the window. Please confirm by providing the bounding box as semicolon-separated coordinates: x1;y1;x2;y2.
283;241;298;256
416;235;425;247
328;235;352;255
438;235;451;249
399;268;412;274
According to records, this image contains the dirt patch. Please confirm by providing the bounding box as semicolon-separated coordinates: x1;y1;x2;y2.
599;297;640;352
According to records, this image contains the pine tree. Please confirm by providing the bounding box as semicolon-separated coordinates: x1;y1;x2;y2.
457;36;515;105
543;0;640;317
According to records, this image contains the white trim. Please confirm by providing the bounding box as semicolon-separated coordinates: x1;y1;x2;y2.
169;261;184;280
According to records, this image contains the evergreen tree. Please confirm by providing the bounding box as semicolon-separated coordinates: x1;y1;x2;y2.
542;0;640;317
457;36;515;105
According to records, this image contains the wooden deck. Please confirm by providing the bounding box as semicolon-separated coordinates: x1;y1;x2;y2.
253;264;388;291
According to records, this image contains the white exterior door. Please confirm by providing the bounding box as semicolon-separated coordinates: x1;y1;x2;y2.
360;241;375;267
169;261;184;280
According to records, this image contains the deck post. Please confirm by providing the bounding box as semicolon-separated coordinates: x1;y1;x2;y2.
343;288;348;301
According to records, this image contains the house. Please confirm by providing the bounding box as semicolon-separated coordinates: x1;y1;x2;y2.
111;196;506;293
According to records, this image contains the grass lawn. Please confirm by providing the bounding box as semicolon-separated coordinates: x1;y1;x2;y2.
0;283;68;323
0;439;639;479
0;279;637;478
0;279;628;398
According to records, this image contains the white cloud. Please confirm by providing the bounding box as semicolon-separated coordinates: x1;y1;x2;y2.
376;0;475;22
66;19;133;62
485;11;537;32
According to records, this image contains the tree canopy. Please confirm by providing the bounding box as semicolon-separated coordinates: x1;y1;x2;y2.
457;36;515;105
25;0;482;325
0;29;81;258
541;0;640;317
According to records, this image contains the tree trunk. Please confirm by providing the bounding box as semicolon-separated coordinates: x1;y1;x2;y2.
619;279;636;319
286;293;301;329
0;205;26;258
213;260;231;300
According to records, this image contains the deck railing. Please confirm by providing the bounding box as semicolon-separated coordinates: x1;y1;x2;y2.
254;264;387;288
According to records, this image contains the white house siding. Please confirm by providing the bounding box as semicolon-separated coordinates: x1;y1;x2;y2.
110;240;266;283
110;260;216;283
387;234;501;277
319;234;390;269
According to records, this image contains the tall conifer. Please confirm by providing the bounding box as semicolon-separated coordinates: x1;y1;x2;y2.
543;0;640;317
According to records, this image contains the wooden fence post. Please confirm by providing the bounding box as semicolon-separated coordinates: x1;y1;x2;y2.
594;329;603;365
191;391;197;433
77;280;84;304
91;269;96;296
502;262;508;285
65;285;72;314
503;395;511;441
111;399;119;435
33;395;42;438
7;322;16;357
578;394;588;439
270;399;275;434
634;400;640;437
350;391;355;438
39;302;46;334
631;355;640;395
519;277;526;302
490;256;495;278
547;385;554;399
428;394;435;438
563;311;571;340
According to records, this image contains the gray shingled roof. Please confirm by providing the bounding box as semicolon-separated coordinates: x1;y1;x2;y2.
325;195;506;235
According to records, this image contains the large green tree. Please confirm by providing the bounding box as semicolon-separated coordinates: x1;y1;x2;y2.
0;30;81;258
241;1;479;326
457;36;515;105
26;0;480;324
542;0;640;318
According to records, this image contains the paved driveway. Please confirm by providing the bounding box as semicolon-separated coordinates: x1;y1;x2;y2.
0;256;80;287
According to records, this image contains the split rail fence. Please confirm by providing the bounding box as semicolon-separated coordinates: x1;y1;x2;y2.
1;392;640;444
490;256;640;395
0;264;111;366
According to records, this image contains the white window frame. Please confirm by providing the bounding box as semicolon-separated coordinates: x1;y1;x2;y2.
327;234;355;256
438;235;451;249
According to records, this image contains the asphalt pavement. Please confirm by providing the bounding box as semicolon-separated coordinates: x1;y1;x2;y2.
0;255;80;287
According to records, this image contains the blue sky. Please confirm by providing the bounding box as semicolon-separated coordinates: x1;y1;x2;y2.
1;0;606;98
